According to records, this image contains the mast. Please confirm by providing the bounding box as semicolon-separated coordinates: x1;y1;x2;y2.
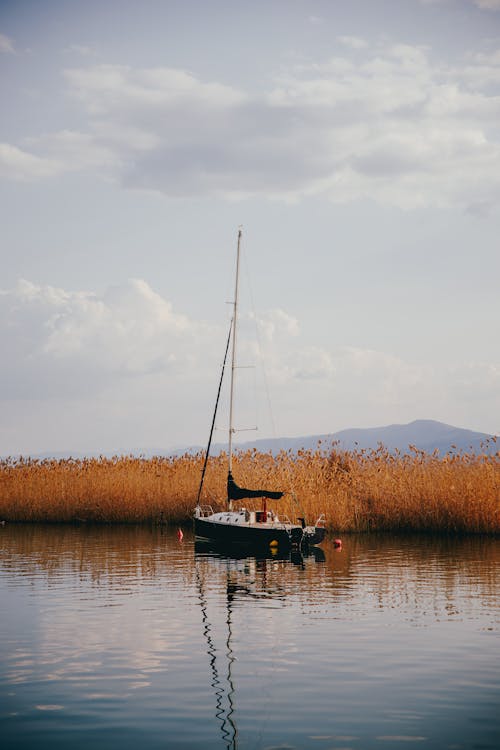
228;228;242;486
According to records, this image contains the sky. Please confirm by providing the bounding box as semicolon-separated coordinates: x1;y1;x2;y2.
1;0;499;456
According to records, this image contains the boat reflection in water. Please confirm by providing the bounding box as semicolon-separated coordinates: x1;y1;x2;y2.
195;539;325;566
194;541;325;750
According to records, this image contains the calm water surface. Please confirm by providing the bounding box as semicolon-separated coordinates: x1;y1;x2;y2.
0;525;498;750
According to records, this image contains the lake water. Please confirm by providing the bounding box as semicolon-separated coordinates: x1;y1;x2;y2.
0;525;498;750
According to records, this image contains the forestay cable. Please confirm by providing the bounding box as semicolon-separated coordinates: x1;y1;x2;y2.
196;319;233;506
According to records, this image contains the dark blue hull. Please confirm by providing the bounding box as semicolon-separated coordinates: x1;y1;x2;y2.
304;526;326;546
194;516;303;551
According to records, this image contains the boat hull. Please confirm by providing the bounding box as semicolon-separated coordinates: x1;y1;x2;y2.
194;516;303;551
303;526;326;546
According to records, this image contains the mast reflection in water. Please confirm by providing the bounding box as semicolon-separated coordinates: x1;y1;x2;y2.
196;554;237;749
195;543;326;750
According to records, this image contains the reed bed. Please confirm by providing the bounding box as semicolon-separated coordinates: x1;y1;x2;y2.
0;443;498;533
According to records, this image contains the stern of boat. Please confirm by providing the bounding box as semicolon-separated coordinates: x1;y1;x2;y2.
302;514;326;547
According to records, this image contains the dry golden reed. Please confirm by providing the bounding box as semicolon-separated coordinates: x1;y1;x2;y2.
0;442;498;533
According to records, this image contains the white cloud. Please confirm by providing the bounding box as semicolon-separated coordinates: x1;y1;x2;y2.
474;0;500;9
2;43;500;208
337;35;368;49
1;126;154;183
1;279;498;450
41;278;192;369
287;346;336;381
419;0;500;8
0;280;313;404
249;308;300;343
64;44;98;57
0;279;211;400
248;336;500;438
337;347;428;402
0;143;61;180
448;362;500;400
0;32;14;54
64;64;246;114
28;130;121;173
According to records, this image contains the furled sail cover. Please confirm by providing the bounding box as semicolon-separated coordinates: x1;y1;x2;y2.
227;471;283;501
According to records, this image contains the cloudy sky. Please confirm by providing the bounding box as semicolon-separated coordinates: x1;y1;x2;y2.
1;0;499;455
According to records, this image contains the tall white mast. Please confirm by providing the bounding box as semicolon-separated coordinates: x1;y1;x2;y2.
228;227;242;476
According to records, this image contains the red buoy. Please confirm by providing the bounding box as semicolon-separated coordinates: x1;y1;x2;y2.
333;538;342;549
177;528;184;541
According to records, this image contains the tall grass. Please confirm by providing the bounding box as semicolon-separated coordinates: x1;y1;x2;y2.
0;442;498;532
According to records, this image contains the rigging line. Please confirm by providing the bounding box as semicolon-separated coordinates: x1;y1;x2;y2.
242;249;299;500
241;249;277;440
197;319;233;506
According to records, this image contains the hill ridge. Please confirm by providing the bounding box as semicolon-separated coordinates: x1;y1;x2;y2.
6;419;497;460
181;419;496;457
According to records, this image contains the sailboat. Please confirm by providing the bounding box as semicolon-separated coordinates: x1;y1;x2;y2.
193;229;326;552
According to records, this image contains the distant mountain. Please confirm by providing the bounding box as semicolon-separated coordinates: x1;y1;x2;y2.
6;420;496;461
329;420;496;455
195;419;497;456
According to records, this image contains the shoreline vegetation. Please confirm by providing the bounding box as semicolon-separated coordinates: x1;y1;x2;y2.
0;443;498;533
